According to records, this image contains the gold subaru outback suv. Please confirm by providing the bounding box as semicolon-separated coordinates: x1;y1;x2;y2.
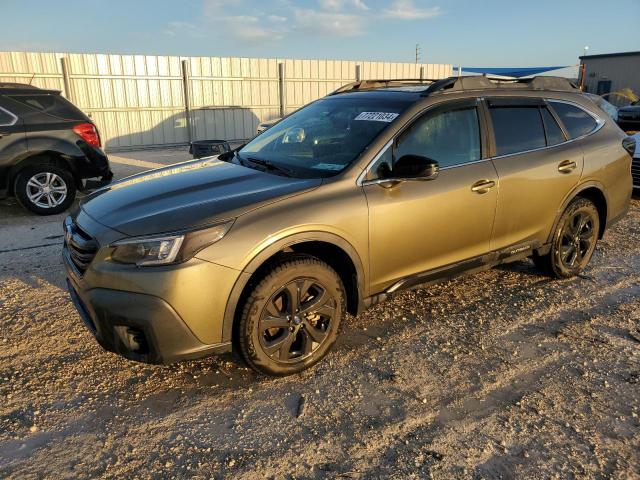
63;76;634;376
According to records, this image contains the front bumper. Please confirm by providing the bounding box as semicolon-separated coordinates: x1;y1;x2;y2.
66;277;231;364
63;237;235;364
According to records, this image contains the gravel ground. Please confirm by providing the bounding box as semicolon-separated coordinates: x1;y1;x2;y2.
1;150;639;479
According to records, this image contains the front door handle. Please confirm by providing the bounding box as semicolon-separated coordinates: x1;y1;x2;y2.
471;179;496;194
558;160;577;173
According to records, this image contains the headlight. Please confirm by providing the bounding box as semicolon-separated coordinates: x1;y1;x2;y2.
110;220;233;266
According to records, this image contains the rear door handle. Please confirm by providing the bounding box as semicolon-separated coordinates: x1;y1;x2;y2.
471;179;496;194
558;160;577;173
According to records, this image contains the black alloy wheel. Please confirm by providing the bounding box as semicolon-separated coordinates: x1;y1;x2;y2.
258;278;336;363
533;197;600;278
237;255;346;376
558;210;597;270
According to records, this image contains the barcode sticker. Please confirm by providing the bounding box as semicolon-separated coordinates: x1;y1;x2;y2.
354;112;399;122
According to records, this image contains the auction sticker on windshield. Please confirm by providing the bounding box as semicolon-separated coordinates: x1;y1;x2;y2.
354;112;399;122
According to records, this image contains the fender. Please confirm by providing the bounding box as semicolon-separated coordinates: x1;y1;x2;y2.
9;134;108;191
546;180;609;244
220;230;367;343
25;134;86;158
7;130;86;189
0;132;27;192
7;148;83;193
25;134;90;180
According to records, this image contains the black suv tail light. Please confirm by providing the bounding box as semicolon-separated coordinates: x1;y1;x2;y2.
622;136;636;157
73;122;101;148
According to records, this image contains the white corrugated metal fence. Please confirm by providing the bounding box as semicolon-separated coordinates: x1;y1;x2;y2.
0;51;452;151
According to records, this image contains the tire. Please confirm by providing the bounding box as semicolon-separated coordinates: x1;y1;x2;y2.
533;197;600;278
14;164;76;215
237;255;346;376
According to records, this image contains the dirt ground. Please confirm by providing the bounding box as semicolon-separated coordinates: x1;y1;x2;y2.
1;149;639;479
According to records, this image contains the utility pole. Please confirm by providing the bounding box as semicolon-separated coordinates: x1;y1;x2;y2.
415;44;421;64
580;46;589;91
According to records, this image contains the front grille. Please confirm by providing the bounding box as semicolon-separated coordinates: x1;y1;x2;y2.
64;220;98;275
632;158;640;188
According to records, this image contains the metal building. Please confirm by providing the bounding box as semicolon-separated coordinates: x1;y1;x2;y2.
579;51;640;105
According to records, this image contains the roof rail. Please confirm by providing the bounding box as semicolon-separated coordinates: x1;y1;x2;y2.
330;78;440;95
422;75;579;95
329;75;579;96
0;82;42;90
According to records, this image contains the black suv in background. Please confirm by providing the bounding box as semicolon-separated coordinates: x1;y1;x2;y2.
0;83;112;215
618;100;640;133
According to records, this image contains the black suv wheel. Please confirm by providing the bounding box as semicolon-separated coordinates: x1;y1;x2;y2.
14;164;76;215
533;197;600;278
237;255;346;376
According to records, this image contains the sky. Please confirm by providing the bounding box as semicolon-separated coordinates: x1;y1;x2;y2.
1;0;638;67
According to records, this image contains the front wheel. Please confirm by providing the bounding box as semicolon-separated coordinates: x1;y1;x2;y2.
236;255;346;376
14;165;76;215
533;197;600;278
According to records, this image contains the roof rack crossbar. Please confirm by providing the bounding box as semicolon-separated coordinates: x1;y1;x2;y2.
331;78;441;95
421;75;580;96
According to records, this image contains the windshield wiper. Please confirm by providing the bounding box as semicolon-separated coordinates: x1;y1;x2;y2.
243;156;296;177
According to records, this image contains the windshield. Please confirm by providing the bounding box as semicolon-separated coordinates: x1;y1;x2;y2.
239;96;412;178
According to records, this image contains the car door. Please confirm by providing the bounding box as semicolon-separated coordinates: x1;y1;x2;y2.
486;98;585;252
0;98;25;194
362;98;499;293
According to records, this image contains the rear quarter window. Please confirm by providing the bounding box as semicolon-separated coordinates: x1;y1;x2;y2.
550;101;598;139
7;93;86;121
0;106;17;126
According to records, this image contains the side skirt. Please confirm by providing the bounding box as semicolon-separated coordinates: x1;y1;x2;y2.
362;241;547;309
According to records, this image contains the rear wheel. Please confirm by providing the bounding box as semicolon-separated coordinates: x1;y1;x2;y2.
533;197;600;278
237;255;346;376
14;165;76;215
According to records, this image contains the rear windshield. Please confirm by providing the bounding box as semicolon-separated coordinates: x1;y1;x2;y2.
7;93;86;121
239;96;413;178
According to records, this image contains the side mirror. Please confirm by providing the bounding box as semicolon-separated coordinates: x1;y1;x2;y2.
393;154;439;180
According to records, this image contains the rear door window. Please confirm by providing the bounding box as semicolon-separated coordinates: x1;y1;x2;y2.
549;101;598;139
7;93;85;120
489;106;546;156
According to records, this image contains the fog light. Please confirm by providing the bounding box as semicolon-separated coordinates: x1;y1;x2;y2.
114;326;149;354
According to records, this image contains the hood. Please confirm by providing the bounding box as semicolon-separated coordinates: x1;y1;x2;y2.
81;158;321;236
